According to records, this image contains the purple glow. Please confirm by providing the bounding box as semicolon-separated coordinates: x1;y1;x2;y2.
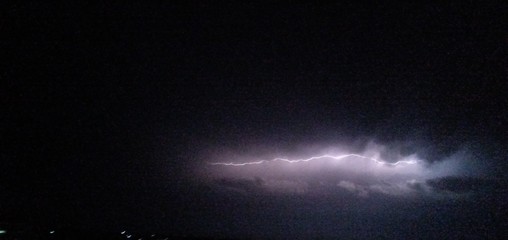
195;141;482;198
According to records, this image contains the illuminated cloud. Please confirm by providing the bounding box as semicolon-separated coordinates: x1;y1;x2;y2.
196;141;493;198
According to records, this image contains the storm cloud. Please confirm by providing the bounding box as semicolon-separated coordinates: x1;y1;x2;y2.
196;140;498;199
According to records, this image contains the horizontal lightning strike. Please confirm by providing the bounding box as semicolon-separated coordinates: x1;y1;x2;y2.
209;154;420;167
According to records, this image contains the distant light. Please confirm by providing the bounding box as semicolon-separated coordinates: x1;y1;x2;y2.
49;231;55;234
121;231;126;234
151;234;155;237
0;230;6;234
126;235;132;238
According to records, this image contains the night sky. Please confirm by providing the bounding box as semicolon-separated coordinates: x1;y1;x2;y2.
2;2;508;239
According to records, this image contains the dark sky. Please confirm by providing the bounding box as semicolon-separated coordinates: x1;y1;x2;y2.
2;2;507;239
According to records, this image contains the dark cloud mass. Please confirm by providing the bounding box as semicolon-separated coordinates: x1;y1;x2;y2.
2;1;507;239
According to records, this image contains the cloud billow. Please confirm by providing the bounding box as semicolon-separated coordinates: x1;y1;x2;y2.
197;141;498;199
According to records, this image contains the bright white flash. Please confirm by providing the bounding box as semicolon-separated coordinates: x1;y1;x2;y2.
209;154;420;167
199;143;475;197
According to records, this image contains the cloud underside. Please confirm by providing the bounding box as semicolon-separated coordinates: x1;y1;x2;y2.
210;176;503;199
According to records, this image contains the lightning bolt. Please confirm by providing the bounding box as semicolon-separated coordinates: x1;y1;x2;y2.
209;154;420;167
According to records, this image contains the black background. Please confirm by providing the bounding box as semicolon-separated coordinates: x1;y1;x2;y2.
2;1;507;239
